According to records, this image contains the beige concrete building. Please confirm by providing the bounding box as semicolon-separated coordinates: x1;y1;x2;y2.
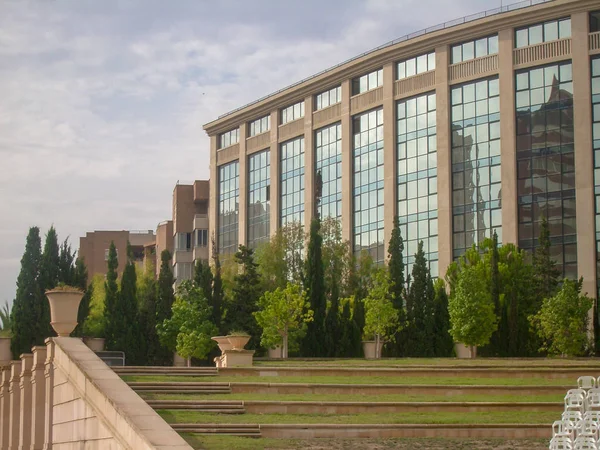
204;0;600;299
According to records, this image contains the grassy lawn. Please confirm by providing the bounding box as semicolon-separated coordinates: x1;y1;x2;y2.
122;374;572;386
158;410;558;425
253;358;600;367
141;391;563;403
182;434;550;450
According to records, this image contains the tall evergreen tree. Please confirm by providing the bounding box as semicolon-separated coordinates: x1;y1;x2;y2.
387;216;406;356
487;231;506;356
194;259;214;318
532;217;560;300
301;218;327;357
405;241;435;357
11;227;43;358
57;238;76;286
38;226;60;339
211;237;224;333
72;257;90;337
324;283;340;357
432;279;454;356
155;249;175;365
137;262;158;365
103;241;120;351
226;246;262;349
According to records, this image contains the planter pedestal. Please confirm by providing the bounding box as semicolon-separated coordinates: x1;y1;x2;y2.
0;337;10;365
455;342;477;359
220;349;254;368
362;340;384;359
83;338;105;353
268;346;283;359
173;353;186;367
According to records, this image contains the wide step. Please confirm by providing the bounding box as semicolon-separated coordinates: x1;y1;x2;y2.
149;400;244;414
128;382;231;395
114;366;218;376
172;423;261;437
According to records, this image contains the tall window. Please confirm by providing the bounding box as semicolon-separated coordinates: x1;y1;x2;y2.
195;229;208;248
219;128;239;149
397;52;435;80
218;161;239;255
248;150;271;248
515;18;571;48
353;108;384;263
315;123;342;220
352;69;383;95
316;86;342;110
592;57;600;297
281;101;305;125
281;137;305;226
451;35;498;64
516;62;576;278
249;115;270;137
397;92;438;276
451;77;502;258
591;11;600;32
175;232;192;251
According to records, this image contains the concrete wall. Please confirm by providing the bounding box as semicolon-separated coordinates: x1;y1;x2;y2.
0;337;192;450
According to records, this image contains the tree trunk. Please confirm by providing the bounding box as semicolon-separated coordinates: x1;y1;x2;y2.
283;327;288;359
187;357;191;367
375;334;381;359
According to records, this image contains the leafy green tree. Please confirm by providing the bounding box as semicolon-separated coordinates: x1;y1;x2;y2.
254;283;313;358
103;242;120;351
11;227;43;357
137;263;159;365
432;279;454;357
0;301;12;336
157;281;218;366
38;226;60;339
387;216;406;356
363;269;399;359
195;259;213;308
211;237;224;333
530;278;592;357
225;246;262;350
338;298;362;357
448;264;497;357
82;275;105;338
155;249;175;365
301;218;327;357
72;258;90;337
349;250;378;337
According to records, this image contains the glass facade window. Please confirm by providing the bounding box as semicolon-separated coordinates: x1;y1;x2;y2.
516;62;576;278
352;69;383;95
315;123;342;220
218;160;240;255
591;11;600;32
248;150;271;249
219;128;239;149
397;92;438;277
249;115;270;137
451;77;502;257
195;229;208;248
281;136;305;226
515;18;571;48
397;52;436;80
451;35;498;64
316;86;342;110
175;232;192;251
281;101;305;125
591;57;600;296
353;108;384;263
174;262;193;281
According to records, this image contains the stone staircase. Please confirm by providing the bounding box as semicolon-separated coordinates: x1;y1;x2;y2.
146;399;245;414
171;423;261;437
129;382;232;394
114;366;219;376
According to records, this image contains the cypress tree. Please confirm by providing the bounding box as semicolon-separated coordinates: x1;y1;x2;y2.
57;238;76;286
432;279;454;356
488;231;505;356
38;226;60;339
138;262;158;365
11;227;43;357
103;241;119;351
72;257;90;337
155;249;175;365
532;217;560;301
211;237;224;333
301;218;326;357
387;216;406;356
194;259;214;317
324;281;340;357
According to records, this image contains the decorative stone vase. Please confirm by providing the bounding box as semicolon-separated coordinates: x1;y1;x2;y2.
83;337;106;352
454;342;477;359
362;340;384;359
211;336;233;353
0;337;11;364
45;288;84;337
226;335;250;351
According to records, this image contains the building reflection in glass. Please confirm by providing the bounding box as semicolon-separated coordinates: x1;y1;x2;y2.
590;56;600;297
281;136;305;226
248;149;270;249
218;160;240;255
316;123;342;220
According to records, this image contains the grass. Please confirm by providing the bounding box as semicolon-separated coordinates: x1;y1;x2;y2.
122;374;572;386
158;409;558;425
253;358;600;367
181;435;550;450
141;391;563;403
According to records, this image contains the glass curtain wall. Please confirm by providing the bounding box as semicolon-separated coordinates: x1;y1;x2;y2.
397;92;438;276
451;77;502;257
353;108;384;263
591;56;600;296
516;61;576;278
218;160;240;255
248;149;270;249
281;136;305;226
315;123;342;220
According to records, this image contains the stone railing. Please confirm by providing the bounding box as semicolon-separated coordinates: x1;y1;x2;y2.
449;54;499;82
513;38;571;67
590;32;600;52
0;337;192;450
394;71;436;98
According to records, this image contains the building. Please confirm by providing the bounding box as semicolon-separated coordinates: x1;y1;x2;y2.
78;230;156;279
204;0;600;300
172;180;210;283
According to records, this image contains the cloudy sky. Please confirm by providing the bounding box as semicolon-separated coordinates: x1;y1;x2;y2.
0;0;492;305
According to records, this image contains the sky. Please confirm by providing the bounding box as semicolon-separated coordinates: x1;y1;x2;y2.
0;0;492;305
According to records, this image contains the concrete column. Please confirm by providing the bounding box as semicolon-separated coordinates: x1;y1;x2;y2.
269;110;280;236
340;79;353;244
572;12;596;299
0;365;11;449
383;62;397;257
208;135;218;262
30;346;47;450
304;95;315;227
42;340;54;450
9;360;21;449
18;354;33;450
238;123;248;247
498;28;518;245
435;45;453;278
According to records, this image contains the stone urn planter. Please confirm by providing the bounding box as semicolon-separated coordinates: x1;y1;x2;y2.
211;336;233;353
362;340;384;359
0;337;11;364
45;287;84;337
83;337;106;352
227;334;250;350
455;342;477;359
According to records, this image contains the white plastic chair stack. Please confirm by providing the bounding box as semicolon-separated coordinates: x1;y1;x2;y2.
549;377;600;450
